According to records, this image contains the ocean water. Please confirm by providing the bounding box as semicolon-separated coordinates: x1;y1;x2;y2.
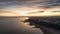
0;17;43;34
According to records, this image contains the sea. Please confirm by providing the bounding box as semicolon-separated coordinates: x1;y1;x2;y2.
0;16;43;34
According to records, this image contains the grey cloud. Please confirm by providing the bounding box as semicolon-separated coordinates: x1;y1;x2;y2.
23;0;60;8
0;0;60;9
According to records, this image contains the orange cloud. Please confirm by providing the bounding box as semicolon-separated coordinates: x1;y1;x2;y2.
0;5;60;16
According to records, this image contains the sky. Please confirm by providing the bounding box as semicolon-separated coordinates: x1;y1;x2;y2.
0;0;60;16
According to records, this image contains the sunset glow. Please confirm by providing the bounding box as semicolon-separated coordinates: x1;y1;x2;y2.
0;0;60;17
0;7;60;16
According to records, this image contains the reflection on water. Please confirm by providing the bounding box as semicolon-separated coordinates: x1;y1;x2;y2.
0;17;43;34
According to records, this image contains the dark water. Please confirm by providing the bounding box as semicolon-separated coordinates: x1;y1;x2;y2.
0;17;43;34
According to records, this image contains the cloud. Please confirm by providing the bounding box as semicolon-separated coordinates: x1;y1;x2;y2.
0;2;11;4
0;9;12;13
0;0;60;9
24;0;60;8
0;0;46;2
